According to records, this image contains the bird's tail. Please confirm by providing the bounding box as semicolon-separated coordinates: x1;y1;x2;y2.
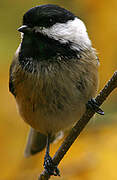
24;128;55;157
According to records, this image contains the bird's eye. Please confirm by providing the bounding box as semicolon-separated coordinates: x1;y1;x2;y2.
49;18;53;22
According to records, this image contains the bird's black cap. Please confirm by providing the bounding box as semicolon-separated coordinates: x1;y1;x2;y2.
23;4;76;28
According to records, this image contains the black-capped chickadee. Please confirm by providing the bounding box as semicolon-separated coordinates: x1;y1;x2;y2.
9;4;103;176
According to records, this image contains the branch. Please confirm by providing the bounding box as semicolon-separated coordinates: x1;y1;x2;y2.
38;71;117;180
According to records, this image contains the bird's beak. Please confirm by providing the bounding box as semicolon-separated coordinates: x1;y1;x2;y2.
18;25;31;33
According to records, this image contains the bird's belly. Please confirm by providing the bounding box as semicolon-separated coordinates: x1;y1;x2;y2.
15;77;86;135
16;94;86;135
15;61;98;135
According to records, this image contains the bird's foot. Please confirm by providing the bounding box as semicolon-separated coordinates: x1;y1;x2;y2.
44;154;60;176
86;98;104;115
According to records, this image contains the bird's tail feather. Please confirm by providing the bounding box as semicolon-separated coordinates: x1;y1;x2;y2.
24;128;56;157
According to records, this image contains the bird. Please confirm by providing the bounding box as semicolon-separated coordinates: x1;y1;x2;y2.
9;4;104;176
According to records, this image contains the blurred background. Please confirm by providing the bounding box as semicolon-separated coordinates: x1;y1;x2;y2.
0;0;117;180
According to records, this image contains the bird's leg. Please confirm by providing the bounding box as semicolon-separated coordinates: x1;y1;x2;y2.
86;98;104;115
44;134;60;176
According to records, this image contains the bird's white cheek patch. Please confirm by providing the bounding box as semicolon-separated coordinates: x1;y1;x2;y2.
35;17;92;48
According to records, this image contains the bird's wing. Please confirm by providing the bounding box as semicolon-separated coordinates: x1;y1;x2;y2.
9;59;16;97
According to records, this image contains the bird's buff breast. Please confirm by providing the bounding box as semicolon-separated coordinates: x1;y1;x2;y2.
15;61;98;135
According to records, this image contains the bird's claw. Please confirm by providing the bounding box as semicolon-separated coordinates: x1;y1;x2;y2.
44;154;60;176
86;98;104;115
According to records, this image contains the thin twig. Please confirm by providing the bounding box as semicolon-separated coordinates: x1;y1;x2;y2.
38;71;117;180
